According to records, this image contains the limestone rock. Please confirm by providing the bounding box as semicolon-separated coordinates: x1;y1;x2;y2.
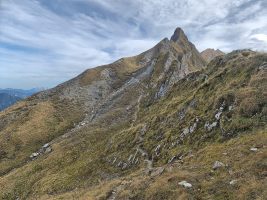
178;180;192;188
229;180;238;185
250;147;258;152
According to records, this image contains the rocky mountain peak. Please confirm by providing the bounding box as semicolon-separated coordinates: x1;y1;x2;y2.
170;27;188;43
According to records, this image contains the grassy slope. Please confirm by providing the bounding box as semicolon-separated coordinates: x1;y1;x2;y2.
0;50;266;199
0;96;84;176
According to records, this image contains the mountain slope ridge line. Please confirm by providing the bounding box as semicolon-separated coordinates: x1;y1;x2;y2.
0;28;266;200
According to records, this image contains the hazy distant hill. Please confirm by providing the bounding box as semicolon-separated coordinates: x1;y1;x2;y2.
0;93;22;111
0;88;42;98
0;88;42;111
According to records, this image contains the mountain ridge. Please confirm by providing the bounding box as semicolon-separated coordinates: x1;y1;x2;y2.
0;28;266;200
200;48;225;62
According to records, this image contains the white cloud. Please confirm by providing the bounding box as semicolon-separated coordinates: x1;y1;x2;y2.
250;34;267;42
0;0;267;88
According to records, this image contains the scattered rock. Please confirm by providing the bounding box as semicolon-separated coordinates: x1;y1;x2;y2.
219;101;225;111
42;143;50;148
144;159;153;170
180;120;199;139
122;163;128;170
189;122;197;133
229;180;238;185
182;127;189;135
150;167;164;177
212;161;225;170
112;157;117;164
204;121;217;131
155;84;168;99
168;156;176;164
228;105;233;111
250;147;258;152
259;62;267;70
140;124;147;136
178;109;186;120
30;152;39;159
44;147;52;153
178;181;192;188
215;111;222;120
29;143;52;160
126;106;131;111
228;169;234;175
80;122;86;126
189;99;198;108
117;161;123;167
155;144;161;156
128;154;133;162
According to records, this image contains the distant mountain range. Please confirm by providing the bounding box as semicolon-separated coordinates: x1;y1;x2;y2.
0;88;43;111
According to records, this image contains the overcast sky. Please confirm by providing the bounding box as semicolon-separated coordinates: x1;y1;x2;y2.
1;0;267;89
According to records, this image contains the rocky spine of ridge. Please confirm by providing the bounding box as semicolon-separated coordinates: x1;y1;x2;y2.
0;27;206;176
34;27;206;122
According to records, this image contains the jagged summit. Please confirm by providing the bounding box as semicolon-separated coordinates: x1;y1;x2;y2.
170;27;188;43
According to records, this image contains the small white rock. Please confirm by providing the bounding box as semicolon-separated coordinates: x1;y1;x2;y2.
229;180;238;185
178;181;192;188
215;111;222;120
250;147;258;152
42;143;50;148
30;152;39;158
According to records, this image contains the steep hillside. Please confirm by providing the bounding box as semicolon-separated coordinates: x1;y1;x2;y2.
0;29;266;200
201;48;225;63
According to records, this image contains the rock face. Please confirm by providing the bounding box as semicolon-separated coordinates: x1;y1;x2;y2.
200;48;225;62
35;27;206;124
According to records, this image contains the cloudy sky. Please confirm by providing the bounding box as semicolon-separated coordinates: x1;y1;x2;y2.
0;0;267;89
